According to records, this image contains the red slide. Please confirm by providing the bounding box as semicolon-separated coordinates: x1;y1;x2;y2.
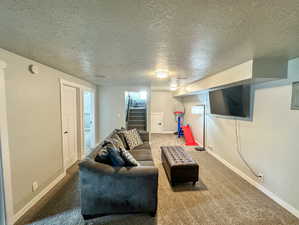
182;125;198;146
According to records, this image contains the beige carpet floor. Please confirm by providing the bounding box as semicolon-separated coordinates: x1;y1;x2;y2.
17;134;299;225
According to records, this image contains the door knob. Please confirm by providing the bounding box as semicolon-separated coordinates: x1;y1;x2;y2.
64;131;68;134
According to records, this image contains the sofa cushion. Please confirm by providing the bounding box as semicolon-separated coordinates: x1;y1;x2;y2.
132;142;150;150
139;160;155;166
122;129;143;150
130;149;153;161
119;148;140;167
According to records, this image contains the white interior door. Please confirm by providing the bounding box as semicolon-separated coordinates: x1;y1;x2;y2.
151;112;164;133
62;85;78;169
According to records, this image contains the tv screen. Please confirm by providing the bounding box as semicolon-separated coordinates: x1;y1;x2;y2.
209;85;250;117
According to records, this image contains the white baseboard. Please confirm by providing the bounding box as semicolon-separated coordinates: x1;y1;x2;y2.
206;149;299;219
152;131;175;134
13;172;66;223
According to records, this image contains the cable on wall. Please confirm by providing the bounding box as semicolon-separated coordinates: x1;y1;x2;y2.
234;119;261;179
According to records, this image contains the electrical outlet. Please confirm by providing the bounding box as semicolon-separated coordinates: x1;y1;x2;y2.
32;181;39;192
257;172;264;183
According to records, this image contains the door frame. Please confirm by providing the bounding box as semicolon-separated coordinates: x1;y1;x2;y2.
0;60;14;225
60;79;96;171
61;84;79;169
82;90;96;155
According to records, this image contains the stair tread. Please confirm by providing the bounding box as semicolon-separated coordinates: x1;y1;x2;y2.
128;118;145;121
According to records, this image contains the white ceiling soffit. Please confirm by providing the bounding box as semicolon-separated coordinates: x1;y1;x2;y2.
174;58;288;96
0;1;299;86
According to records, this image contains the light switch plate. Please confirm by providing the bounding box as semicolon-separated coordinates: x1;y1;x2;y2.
291;82;299;110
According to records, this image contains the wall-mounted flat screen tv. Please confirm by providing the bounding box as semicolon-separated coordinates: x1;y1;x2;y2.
209;85;250;118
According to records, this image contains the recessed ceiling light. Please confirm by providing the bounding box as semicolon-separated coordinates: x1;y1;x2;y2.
156;70;169;79
170;86;177;91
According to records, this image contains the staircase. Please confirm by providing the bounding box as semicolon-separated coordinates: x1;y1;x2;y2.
127;106;146;131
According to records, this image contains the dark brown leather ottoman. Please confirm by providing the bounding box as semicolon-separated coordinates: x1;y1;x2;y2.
161;146;199;186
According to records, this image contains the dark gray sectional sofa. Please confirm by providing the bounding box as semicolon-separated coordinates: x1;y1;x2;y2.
79;130;158;220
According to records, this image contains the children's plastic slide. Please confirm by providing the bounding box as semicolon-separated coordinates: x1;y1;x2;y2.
182;125;198;146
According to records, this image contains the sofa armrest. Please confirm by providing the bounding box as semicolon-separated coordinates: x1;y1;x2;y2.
79;159;158;216
138;131;150;142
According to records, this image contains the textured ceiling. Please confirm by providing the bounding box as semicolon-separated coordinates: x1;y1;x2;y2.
0;0;299;87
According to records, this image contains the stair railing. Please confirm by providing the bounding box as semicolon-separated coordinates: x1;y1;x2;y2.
125;96;131;124
144;100;147;131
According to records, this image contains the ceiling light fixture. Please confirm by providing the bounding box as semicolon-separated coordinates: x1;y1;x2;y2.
28;64;39;74
156;70;169;79
170;86;177;91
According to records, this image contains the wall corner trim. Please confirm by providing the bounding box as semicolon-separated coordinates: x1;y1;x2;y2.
13;172;66;224
0;61;15;225
206;149;299;219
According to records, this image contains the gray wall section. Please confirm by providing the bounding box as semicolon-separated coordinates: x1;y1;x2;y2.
150;90;183;132
0;48;96;213
182;57;299;212
98;85;151;142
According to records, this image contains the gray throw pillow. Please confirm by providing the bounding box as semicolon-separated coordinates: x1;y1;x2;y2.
122;128;143;150
119;148;140;167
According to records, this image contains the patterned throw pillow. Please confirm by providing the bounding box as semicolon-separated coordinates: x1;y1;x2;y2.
119;148;140;167
122;129;143;150
114;131;129;150
102;139;118;151
111;135;125;150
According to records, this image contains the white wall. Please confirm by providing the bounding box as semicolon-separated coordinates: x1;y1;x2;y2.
98;85;150;141
0;157;4;225
0;48;96;215
182;58;299;215
151;90;182;132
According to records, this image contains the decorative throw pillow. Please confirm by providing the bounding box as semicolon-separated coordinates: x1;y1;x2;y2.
119;148;140;167
116;131;130;150
106;147;126;167
122;128;143;150
111;134;125;150
102;139;118;151
95;148;111;164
